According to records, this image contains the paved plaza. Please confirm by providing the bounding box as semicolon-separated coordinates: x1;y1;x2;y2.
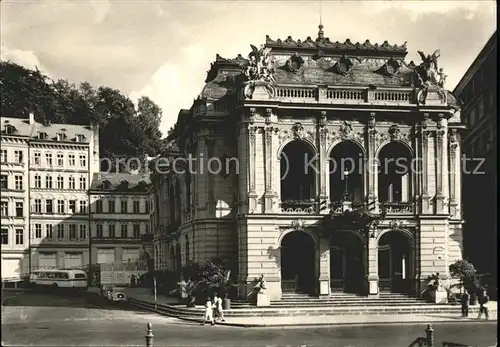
1;291;497;347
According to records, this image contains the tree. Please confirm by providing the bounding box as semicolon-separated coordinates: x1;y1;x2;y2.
449;259;477;292
0;61;164;173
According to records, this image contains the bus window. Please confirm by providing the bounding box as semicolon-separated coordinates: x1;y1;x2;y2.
74;274;86;279
62;273;69;279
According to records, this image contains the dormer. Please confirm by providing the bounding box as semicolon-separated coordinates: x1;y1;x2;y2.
75;134;86;142
4;124;16;135
38;132;48;140
56;133;67;141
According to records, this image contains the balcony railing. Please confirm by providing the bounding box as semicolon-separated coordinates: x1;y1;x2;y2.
381;202;414;214
280;199;316;214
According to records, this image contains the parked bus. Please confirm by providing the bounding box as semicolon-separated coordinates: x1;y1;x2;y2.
29;269;88;291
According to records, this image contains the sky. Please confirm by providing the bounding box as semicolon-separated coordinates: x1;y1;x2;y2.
1;0;496;135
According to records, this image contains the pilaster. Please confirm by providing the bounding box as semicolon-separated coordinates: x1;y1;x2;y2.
448;129;461;218
263;109;277;213
435;114;447;214
318;235;330;295
367;112;378;212
367;234;379;295
420;113;432;214
317;111;329;214
248;117;258;213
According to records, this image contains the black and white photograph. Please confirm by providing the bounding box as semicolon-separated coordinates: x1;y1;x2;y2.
0;1;497;346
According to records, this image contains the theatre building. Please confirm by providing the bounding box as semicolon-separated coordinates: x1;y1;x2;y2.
151;26;464;300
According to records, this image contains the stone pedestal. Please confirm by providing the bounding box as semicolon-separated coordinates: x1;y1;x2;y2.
256;292;270;307
319;278;330;295
430;290;448;304
367;275;379;295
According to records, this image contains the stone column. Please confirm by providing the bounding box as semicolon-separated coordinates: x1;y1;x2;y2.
420;113;432;214
248;120;258;213
448;129;460;218
318;234;331;295
237;116;249;214
367;113;378;213
435;114;447;214
263;112;275;213
366;231;379;295
318;111;329;214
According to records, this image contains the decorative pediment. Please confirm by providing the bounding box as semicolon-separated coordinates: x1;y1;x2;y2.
282;53;304;73
332;54;354;76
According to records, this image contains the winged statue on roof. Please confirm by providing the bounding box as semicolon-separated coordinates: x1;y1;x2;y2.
414;50;440;87
240;44;276;99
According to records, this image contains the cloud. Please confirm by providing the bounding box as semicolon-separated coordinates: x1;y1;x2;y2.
129;44;210;134
0;45;52;78
89;0;111;23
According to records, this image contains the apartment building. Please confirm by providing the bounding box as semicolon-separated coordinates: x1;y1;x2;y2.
89;173;153;267
1;114;100;279
453;31;497;279
1;117;31;279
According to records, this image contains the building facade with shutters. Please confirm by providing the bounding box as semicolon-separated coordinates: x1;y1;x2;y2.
153;26;464;300
89;173;154;269
453;31;497;282
1;114;100;279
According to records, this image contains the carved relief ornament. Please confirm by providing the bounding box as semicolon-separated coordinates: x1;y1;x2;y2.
291;219;305;231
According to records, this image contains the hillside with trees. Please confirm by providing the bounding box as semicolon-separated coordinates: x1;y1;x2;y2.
0;61;164;172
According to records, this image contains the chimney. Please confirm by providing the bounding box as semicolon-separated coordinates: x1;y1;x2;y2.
29;113;35;125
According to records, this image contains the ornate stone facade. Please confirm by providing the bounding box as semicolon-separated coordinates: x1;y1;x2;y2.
151;26;464;301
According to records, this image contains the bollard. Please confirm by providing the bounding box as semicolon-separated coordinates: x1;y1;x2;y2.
425;324;434;347
145;322;154;347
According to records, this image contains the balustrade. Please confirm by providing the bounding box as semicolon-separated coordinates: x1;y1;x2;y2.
280;199;316;214
382;202;414;214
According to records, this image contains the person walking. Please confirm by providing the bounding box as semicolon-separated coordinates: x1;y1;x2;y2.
213;294;225;322
460;290;470;318
201;297;215;326
477;289;490;320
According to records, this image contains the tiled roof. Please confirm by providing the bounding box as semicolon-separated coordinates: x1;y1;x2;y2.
90;172;152;193
1;116;93;143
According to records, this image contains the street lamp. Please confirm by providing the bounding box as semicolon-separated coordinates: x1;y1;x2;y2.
343;170;350;201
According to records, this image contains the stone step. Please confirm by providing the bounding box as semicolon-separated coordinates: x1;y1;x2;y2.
128;298;478;318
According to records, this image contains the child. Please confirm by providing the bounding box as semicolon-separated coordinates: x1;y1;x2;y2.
201;297;215;326
461;290;470;318
213;294;225;322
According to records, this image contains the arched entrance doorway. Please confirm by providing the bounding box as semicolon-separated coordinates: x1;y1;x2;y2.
280;140;316;211
330;232;365;294
378;230;412;293
280;231;316;294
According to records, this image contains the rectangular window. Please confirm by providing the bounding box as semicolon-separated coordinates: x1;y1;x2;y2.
34;175;41;188
79;176;86;190
96;224;103;238
45;175;53;189
1;229;8;244
0;175;7;190
108;200;115;213
57;200;65;214
46;199;53;214
57;176;64;189
15;229;23;245
133;201;140;214
46;224;53;239
45;153;52;166
69;200;76;214
121;224;128;238
109;224;115;238
79;200;87;214
133;224;140;239
79;225;86;239
57;154;64;166
15;202;23;217
1;150;7;163
69;224;77;239
14;150;23;163
68;177;75;189
35;224;42;238
14;175;23;190
96;200;103;213
145;201;150;214
34;152;41;165
68;154;75;166
57;224;64;239
79;155;86;167
121;200;128;213
34;199;42;213
1;201;8;216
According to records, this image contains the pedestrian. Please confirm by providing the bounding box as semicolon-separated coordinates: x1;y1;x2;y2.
201;296;215;326
460;290;470;318
213;294;225;322
477;289;490;320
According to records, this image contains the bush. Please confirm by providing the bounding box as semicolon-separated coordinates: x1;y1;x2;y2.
449;259;478;293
